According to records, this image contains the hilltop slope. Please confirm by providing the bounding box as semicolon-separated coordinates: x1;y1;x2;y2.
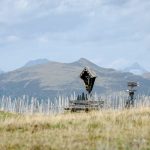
0;108;149;150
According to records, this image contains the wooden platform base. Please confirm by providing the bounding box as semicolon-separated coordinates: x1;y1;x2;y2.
65;100;104;112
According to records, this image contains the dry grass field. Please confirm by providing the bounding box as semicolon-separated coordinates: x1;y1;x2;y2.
0;107;150;150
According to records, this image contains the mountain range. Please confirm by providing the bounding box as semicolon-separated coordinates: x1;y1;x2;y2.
0;69;4;74
0;58;150;99
143;72;150;80
122;62;147;75
24;59;49;68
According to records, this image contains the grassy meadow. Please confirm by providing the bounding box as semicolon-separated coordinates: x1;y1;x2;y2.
0;108;150;150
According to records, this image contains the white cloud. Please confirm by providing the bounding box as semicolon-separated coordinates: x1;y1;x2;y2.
37;36;49;43
0;0;150;71
108;59;130;69
6;35;20;42
0;35;20;44
15;0;29;11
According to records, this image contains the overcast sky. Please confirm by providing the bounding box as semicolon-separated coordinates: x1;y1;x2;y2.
0;0;150;71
